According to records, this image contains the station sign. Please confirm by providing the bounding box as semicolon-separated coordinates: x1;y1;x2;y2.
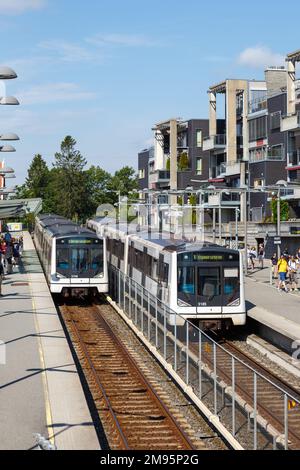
7;223;23;232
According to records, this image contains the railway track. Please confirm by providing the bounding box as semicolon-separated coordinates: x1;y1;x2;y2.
193;336;300;449
59;301;205;451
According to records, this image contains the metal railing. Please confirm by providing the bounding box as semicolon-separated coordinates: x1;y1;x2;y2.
248;97;267;114
109;264;300;450
204;134;226;146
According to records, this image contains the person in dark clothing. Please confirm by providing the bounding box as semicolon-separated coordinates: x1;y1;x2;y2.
0;262;4;296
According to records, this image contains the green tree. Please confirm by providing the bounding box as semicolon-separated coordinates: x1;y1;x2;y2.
85;165;113;216
26;154;50;198
271;198;290;223
53;136;88;220
108;166;139;204
14;154;49;200
178;152;190;171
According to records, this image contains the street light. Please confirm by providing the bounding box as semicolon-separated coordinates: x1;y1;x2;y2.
0;145;16;153
0;133;19;141
0;96;19;105
0;67;17;80
275;180;287;259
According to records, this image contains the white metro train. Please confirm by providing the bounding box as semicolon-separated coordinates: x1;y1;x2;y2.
87;218;246;329
34;215;108;296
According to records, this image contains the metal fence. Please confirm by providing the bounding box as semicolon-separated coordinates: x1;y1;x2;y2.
109;265;300;450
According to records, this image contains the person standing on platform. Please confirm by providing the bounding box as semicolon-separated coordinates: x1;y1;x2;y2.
271;253;278;281
13;240;20;267
5;242;13;275
288;256;299;292
277;255;289;293
0;261;4;296
258;243;265;270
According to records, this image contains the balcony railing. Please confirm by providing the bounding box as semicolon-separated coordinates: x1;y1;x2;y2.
248;96;267;114
249;146;285;162
210;162;226;179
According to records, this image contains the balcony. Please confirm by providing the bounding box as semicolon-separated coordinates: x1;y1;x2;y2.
249;146;285;163
207;192;240;207
203;134;226;152
209;162;226;180
280;188;300;200
225;161;242;177
287;150;300;169
248;96;267;114
281;111;300;132
149;169;170;185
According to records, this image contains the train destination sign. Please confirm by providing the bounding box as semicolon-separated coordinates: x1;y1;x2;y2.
58;238;100;245
193;254;223;262
179;252;239;263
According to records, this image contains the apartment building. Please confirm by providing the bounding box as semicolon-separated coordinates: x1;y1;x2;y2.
138;118;210;192
138;48;300;226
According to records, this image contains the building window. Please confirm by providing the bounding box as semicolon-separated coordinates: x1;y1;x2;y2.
139;169;145;179
196;130;202;148
196;158;202;175
254;178;265;189
270;112;281;130
270;144;284;160
249;116;267;142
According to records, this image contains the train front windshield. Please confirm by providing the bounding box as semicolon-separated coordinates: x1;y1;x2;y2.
177;251;240;308
56;238;103;278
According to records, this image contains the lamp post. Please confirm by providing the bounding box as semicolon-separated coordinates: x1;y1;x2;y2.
275;180;287;259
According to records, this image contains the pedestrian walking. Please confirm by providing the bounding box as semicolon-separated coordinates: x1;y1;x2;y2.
277;255;289;292
258;243;265;270
288;256;299;292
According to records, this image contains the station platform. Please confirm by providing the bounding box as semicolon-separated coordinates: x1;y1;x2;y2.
0;232;100;450
245;265;300;352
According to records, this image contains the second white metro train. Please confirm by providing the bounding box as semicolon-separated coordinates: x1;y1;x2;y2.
87;217;246;329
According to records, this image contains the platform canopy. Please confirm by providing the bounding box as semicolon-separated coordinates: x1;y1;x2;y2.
0;198;42;219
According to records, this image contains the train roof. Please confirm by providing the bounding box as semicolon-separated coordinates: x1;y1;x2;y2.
134;232;237;254
88;219;238;254
37;214;97;239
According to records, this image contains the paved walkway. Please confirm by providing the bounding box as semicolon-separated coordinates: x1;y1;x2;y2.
0;232;100;450
246;264;300;341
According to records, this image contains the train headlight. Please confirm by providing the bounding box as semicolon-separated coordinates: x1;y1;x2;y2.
96;273;104;278
56;273;67;279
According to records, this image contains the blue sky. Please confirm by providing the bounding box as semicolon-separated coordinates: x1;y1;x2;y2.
1;0;299;184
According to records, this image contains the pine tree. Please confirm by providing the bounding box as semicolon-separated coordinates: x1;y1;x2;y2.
53;136;88;220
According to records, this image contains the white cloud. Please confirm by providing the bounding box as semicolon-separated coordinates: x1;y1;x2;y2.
39;40;103;63
86;33;160;48
237;46;285;69
18;83;96;105
0;0;46;15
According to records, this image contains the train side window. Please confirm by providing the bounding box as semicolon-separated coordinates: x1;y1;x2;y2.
158;256;169;284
